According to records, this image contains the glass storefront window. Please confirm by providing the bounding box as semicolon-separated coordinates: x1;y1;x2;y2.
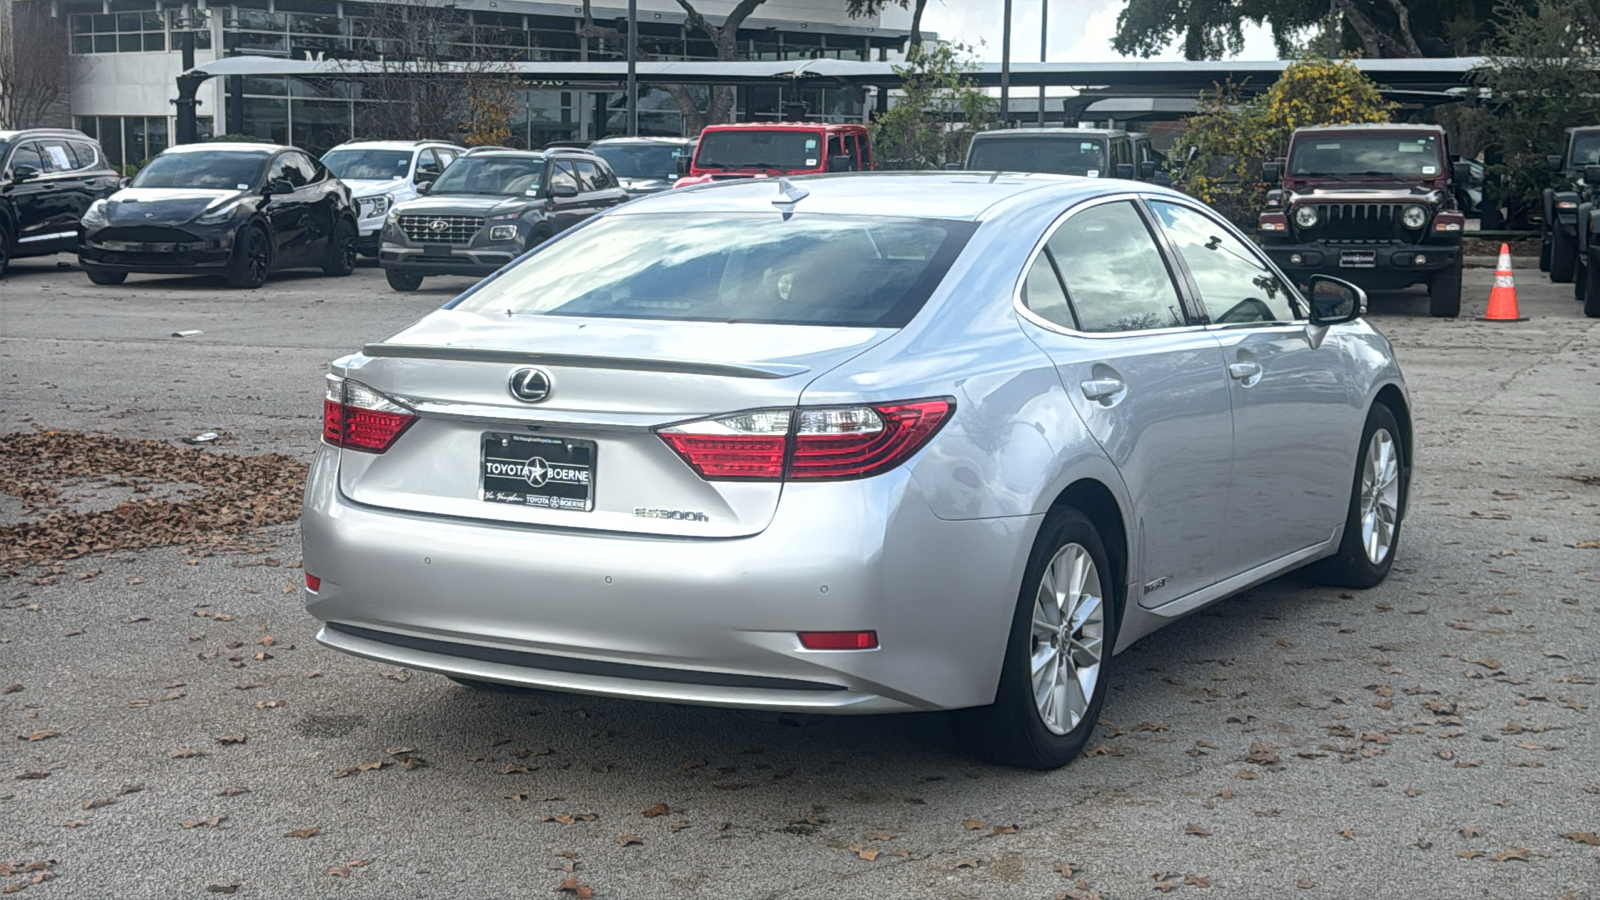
242;98;290;146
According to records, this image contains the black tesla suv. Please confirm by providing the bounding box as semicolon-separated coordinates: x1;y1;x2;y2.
378;148;626;291
0;128;120;278
78;142;359;289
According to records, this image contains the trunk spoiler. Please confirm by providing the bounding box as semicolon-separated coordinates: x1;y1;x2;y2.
360;344;809;380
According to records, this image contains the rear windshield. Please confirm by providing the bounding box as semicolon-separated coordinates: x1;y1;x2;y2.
1289;135;1442;178
967;137;1106;176
695;131;823;173
131;151;270;189
453;214;977;328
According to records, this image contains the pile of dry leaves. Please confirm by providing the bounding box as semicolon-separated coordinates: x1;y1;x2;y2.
0;430;308;565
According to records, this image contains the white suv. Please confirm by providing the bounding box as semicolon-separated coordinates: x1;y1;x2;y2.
321;141;464;255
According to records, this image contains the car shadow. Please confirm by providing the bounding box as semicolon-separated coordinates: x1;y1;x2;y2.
1361;286;1436;318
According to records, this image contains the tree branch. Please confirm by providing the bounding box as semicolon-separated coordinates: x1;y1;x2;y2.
1381;0;1423;57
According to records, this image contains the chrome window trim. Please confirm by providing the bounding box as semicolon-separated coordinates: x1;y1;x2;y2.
1010;191;1210;340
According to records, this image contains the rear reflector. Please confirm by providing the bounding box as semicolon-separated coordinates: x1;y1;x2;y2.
322;376;416;454
657;399;951;482
798;631;878;650
305;574;321;591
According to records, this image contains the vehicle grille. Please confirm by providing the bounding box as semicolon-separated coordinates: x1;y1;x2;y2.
1306;203;1407;242
93;226;199;243
398;215;483;243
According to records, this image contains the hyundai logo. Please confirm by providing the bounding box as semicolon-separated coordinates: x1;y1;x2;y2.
507;368;552;403
429;218;449;232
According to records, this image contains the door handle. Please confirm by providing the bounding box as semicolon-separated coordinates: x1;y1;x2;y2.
1227;362;1262;381
1079;378;1125;401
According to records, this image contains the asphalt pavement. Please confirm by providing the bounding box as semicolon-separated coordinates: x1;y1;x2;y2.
2;257;1596;899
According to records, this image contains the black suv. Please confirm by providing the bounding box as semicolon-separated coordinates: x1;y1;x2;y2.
1258;124;1470;318
79;142;360;289
379;148;627;291
961;128;1157;180
1541;127;1600;311
0;128;120;278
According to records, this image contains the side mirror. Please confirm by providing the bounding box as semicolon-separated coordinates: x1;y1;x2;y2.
1307;274;1365;326
414;170;438;185
1138;160;1156;179
1115;162;1135;180
1262;158;1284;184
827;154;853;173
10;164;41;182
264;178;294;196
548;182;579;199
118;176;131;189
944;162;963;170
415;181;431;194
1546;154;1564;172
1450;161;1472;184
1585;165;1600;185
675;156;691;176
1153;170;1172;187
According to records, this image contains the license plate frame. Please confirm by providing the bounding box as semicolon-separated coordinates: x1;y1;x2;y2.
421;243;454;257
1339;250;1376;269
481;432;596;512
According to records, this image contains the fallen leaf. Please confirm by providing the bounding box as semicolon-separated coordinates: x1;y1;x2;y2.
1337;828;1355;840
327;866;350;878
552;875;594;899
616;833;643;847
284;826;321;839
1244;742;1280;766
1561;832;1600;846
4;684;22;694
170;748;205;759
1054;862;1078;878
1491;848;1530;862
1185;874;1211;888
15;772;50;780
217;786;250;797
991;824;1018;835
19;730;60;742
642;803;669;818
1459;826;1484;839
181;816;226;829
848;845;879;861
81;796;114;810
205;885;241;894
215;733;246;746
953;858;980;870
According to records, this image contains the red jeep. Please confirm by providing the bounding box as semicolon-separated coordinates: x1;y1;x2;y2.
675;122;873;187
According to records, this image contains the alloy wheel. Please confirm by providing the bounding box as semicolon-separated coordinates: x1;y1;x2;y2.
1359;428;1400;565
1028;543;1105;735
245;231;269;283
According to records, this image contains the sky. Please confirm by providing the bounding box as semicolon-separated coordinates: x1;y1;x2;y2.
895;0;1282;63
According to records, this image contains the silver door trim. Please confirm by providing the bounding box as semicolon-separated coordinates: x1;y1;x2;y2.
17;230;76;243
1144;528;1340;619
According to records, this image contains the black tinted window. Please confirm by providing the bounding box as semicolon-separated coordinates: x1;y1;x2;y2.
548;161;578;193
8;143;45;173
133;150;268;189
967;136;1107;177
454;214;977;328
575;160;602;191
70;142;101;169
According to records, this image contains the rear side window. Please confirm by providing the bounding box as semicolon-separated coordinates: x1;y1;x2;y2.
70;141;101;169
1044;201;1184;333
453;214;977;328
39;140;77;172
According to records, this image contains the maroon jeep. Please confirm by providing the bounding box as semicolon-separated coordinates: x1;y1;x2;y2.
1258;124;1469;317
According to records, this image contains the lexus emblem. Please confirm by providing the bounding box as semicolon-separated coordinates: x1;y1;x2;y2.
508;368;552;403
429;218;449;232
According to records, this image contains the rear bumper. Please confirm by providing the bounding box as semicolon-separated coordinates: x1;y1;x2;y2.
1263;241;1460;288
301;447;1034;713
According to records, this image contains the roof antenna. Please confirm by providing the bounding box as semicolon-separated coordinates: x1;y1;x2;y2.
772;177;809;217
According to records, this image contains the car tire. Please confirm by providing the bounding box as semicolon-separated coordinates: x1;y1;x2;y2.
952;507;1118;770
1583;260;1600;318
1550;226;1575;284
225;225;271;289
385;269;423;292
1305;403;1406;589
322;217;357;277
1539;191;1552;273
0;224;11;278
1427;262;1461;318
524;227;552;255
83;266;128;286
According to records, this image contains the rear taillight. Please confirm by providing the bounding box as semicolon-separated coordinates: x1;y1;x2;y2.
322;375;416;454
799;631;878;650
657;399;951;482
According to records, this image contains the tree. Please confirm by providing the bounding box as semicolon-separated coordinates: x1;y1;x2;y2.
579;0;710;134
675;0;767;125
1113;0;1560;60
846;0;929;53
869;42;996;170
0;0;69;129
1471;0;1600;224
1173;58;1395;224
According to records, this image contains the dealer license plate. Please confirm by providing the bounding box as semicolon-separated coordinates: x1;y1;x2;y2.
481;433;595;512
422;244;453;257
1339;250;1376;268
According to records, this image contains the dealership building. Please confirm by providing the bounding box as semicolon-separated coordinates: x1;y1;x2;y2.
17;0;910;164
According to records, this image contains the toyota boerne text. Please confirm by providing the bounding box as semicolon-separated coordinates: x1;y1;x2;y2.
303;172;1411;769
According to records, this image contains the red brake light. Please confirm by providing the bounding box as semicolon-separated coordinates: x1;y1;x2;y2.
656;399;951;482
305;574;321;591
789;400;950;480
322;377;415;454
799;631;879;650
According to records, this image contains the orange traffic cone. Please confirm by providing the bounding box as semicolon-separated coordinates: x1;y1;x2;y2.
1479;243;1527;322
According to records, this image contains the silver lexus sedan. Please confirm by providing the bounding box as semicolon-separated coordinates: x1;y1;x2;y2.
303;172;1411;769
